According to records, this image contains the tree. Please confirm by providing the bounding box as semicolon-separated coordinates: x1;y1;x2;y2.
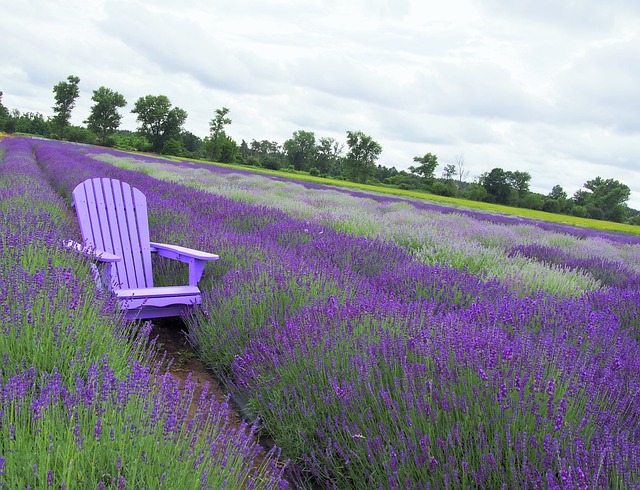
343;131;382;183
442;164;457;181
283;130;317;171
462;182;490;202
544;185;569;214
52;75;80;139
548;185;567;200
85;86;127;145
13;111;51;137
480;168;517;205
131;95;187;153
456;154;469;194
573;177;631;222
207;107;232;161
215;134;239;163
409;153;438;187
506;170;531;200
0;91;10;131
66;125;97;144
181;131;203;156
316;137;343;176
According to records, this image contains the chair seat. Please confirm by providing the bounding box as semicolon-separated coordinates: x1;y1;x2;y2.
114;285;201;309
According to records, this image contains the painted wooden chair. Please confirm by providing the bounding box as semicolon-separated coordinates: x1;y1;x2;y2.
67;177;219;320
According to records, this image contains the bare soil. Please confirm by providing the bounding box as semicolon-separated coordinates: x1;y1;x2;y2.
148;318;295;487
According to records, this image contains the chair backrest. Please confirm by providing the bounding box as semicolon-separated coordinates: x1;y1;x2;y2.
72;178;154;290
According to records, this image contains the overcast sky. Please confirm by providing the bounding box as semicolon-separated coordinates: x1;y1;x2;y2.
2;0;639;209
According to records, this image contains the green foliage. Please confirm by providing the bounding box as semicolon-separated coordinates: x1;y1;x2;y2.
462;182;490;202
65;125;97;144
12;111;51;137
84;86;127;145
284;130;317;171
521;192;544;210
51;75;80;139
112;131;152;152
572;177;631;223
131;95;187;153
431;180;456;197
207;107;232;161
316;136;343;176
409;152;438;184
0;91;10;131
161;137;184;156
344;130;382;183
180;130;203;156
259;154;280;170
570;205;588;218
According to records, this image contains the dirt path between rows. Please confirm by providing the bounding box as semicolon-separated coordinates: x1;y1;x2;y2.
149;318;296;488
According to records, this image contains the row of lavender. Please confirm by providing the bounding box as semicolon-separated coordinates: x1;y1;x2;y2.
0;137;287;489
89;152;640;298
32;138;640;488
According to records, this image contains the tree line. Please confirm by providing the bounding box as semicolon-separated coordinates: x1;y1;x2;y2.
0;76;637;225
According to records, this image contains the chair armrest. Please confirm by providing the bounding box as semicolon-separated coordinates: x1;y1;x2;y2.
150;241;219;285
64;240;121;262
150;242;219;261
64;240;120;291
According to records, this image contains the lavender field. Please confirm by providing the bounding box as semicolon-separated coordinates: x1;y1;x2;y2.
3;135;640;489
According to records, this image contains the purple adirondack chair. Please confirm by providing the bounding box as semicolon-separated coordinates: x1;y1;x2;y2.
66;177;219;320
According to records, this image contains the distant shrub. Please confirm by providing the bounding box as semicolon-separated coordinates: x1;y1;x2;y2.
570;205;588;218
587;205;604;220
431;181;456;197
261;155;282;170
309;167;320;177
65;125;96;144
161;138;184;157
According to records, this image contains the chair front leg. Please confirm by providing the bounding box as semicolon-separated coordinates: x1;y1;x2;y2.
187;258;207;286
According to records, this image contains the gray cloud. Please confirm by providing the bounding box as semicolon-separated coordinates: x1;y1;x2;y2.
1;0;639;208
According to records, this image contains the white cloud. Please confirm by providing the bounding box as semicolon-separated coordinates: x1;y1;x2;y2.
1;0;639;209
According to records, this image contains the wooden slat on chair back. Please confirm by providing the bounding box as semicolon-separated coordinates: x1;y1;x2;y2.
73;178;154;290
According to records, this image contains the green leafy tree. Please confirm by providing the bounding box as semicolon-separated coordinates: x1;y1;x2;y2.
442;163;457;181
13;111;50;136
462;182;490;202
344;131;382;183
207;107;232;161
161;138;184;156
522;192;544;210
548;184;567;200
131;95;187;153
84;86;127;145
506;170;531;200
181;131;203;156
480;168;518;205
52;75;80;139
216;134;239;163
316;137;343;176
284;130;317;171
544;185;569;214
409;153;438;187
572;177;631;222
0;91;10;131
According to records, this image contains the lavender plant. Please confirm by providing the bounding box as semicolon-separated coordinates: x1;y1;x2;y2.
89;151;638;297
0;137;289;488
24;137;640;488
